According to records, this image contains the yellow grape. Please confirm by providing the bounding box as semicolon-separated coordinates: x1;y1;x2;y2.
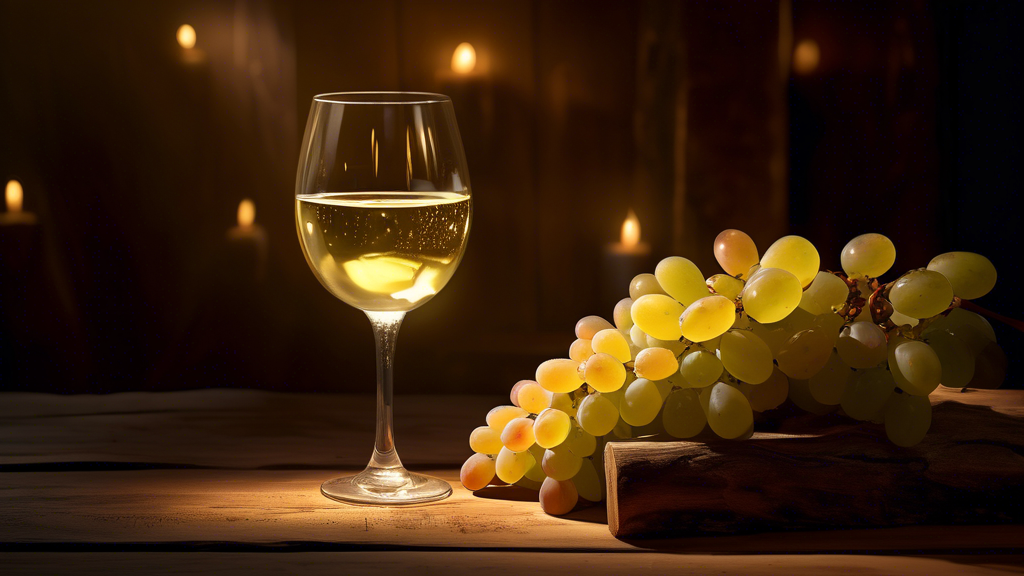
747;367;789;412
541;444;583;480
524;444;547;482
564;425;596;457
495;446;535;483
787;377;833;415
460;453;495;491
500;417;536;452
568;338;595;363
548;392;578;418
679;349;723;388
884;392;931;447
655;256;709;306
631;294;685;341
926;330;975;388
575;315;614;339
509;380;529;407
629;324;648;348
620;378;663;426
927;252;997;300
708;274;745;300
645;335;687;355
741;267;803;323
799;271;850;315
707;382;754;439
841;368;895;421
534;408;572;449
653;374;679;400
719;329;773;384
888;270;953;319
760;235;820;287
633;347;679;381
698;385;712;415
577;392;619;436
813;312;846;348
613;297;634;330
841;233;896;279
612;418;632;438
836;322;887;369
679;295;736;342
486;405;528;433
591;328;631;362
515;380;551;414
892;340;941;396
583;352;627;393
890;310;919;327
776;328;833;379
629;273;667;300
662;388;706;438
602;384;626;409
539;477;578;515
713;229;760;279
536;358;585;393
572;459;603;502
469;425;504;454
808;350;852;405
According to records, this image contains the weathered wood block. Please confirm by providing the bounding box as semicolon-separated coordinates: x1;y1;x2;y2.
605;388;1024;539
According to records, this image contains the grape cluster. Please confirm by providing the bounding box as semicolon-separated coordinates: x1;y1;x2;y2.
460;230;1004;515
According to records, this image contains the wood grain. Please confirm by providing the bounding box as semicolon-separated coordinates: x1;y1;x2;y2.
606;387;1024;538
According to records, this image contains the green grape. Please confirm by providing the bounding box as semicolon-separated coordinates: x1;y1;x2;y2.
591;328;632;363
698;385;713;415
500;417;536;452
760;235;820;287
539;477;578;516
575;315;614;339
565;425;596;457
577;392;619;436
646;334;688;355
836;322;887;369
707;382;754;439
569;338;595;363
841;233;896;279
808;351;852;405
516;380;551;414
884;392;931;447
788;377;833;415
926;330;975;389
889;310;919;327
741;267;803;323
749;308;813;356
813;312;846;348
619;378;664;426
515;476;542;490
495;446;535;483
699;334;723;351
719;330;773;384
613;297;634;331
708;274;745;300
927;251;997;300
603;383;627;408
534;408;572;449
747;367;789;412
732;312;751;330
653;374;679;400
967;342;1007;389
799;272;851;315
548;392;578;418
524;444;547;482
469;425;504;455
536;358;585;393
583;352;627;393
714;229;760;279
486;405;529;433
460;453;496;491
655;256;709;306
631;294;686;340
612;418;632;438
634;347;679;381
679;349;723;388
679;295;736;342
925;308;996;354
542;445;583;481
630;324;648;348
841;368;895;421
572;459;603;502
888;270;954;319
892;340;941;396
629;273;667;300
776;328;833;379
662;388;707;438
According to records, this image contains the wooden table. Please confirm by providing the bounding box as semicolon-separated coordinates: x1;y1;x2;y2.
1;390;1021;574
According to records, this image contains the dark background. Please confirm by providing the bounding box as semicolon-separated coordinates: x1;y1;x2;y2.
1;0;1019;394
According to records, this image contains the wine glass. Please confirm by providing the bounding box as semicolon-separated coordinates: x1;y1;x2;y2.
295;92;472;505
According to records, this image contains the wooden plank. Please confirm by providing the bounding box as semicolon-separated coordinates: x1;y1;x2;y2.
606;388;1024;538
1;551;1021;576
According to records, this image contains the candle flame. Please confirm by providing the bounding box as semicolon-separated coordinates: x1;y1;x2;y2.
621;209;640;248
177;24;196;49
793;39;820;75
237;199;255;227
5;180;23;214
451;42;477;75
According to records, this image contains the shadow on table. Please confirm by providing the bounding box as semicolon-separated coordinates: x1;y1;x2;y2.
471;485;608;524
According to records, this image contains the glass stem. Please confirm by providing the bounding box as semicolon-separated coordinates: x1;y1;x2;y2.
366;310;405;471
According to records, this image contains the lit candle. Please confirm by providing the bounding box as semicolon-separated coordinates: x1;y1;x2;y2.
601;209;654;307
0;179;40;271
0;180;37;225
176;23;206;65
225;198;267;281
451;42;477;75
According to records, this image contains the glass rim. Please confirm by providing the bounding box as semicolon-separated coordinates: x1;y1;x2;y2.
312;91;452;105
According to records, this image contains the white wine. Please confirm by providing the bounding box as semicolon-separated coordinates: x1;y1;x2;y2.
296;191;471;311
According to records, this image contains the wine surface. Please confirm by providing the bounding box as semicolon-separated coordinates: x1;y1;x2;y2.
296;191;471;311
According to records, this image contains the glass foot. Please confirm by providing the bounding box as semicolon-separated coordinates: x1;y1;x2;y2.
321;466;453;506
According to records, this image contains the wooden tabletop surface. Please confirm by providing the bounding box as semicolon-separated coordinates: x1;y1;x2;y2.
1;388;1021;575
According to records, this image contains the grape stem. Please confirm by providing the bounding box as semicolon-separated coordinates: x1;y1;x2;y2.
959;300;1024;333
